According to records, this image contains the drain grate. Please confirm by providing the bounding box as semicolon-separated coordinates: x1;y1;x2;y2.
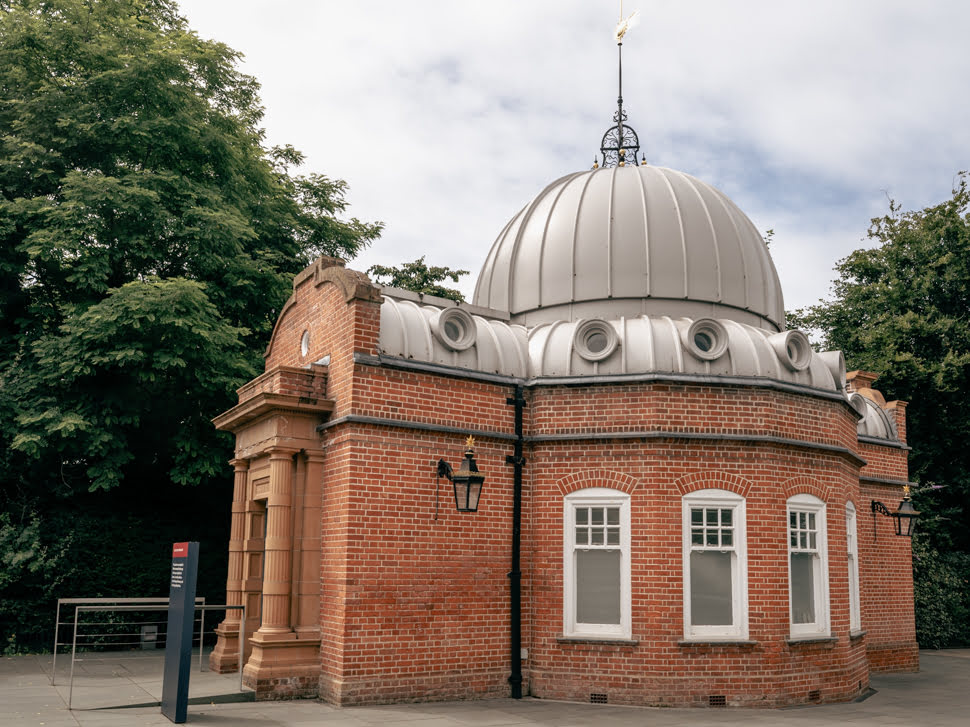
708;695;726;707
808;689;821;702
590;693;608;704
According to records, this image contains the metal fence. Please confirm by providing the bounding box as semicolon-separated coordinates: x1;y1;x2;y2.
50;598;246;709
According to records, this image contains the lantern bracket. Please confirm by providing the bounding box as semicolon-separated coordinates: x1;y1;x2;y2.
870;487;920;538
870;501;893;518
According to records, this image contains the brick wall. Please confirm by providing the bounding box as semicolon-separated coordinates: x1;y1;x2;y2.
858;480;919;672
231;259;918;706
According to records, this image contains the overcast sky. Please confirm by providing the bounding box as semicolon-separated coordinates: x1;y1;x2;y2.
175;0;970;313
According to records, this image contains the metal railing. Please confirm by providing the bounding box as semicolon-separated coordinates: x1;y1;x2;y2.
50;598;246;710
51;597;205;684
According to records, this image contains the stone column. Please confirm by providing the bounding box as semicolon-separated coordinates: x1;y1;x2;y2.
209;458;249;672
256;448;297;639
225;459;249;621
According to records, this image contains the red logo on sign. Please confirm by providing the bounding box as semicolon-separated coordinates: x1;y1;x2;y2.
172;542;189;558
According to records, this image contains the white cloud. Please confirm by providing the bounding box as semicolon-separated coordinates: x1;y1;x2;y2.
176;0;970;311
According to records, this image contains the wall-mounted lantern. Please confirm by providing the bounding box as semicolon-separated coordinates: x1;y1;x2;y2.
871;485;920;537
436;436;486;514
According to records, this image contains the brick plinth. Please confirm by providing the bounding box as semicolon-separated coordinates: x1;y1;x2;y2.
242;636;322;700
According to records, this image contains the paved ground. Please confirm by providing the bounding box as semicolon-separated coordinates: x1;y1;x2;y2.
1;648;967;726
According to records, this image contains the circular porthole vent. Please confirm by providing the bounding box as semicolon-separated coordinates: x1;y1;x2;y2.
767;330;812;371
573;319;619;362
431;308;477;351
848;392;869;417
300;329;310;358
682;318;729;361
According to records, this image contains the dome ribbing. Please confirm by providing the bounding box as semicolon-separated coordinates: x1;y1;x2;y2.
473;165;785;331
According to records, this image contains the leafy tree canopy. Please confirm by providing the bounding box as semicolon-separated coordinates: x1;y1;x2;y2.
368;256;469;303
794;173;970;550
0;0;383;496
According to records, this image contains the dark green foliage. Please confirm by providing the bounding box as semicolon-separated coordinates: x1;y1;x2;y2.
0;0;380;650
794;173;970;645
911;533;970;649
0;486;231;654
368;256;469;303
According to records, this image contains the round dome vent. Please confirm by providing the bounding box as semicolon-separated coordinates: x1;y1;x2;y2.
431;308;477;351
474;165;784;331
683;318;729;361
573;319;619;361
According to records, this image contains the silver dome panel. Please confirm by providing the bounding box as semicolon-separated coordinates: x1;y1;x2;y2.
379;294;840;392
850;393;899;441
474;166;785;330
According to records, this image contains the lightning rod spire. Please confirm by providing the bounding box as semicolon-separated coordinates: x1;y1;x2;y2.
598;3;644;168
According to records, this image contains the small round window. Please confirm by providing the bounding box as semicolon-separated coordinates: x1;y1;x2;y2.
694;331;714;352
432;308;476;351
300;330;310;357
574;319;619;361
683;318;728;361
444;318;465;342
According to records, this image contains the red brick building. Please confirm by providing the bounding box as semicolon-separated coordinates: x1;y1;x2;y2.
208;163;918;707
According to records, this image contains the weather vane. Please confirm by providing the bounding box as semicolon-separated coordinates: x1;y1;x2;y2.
597;2;644;168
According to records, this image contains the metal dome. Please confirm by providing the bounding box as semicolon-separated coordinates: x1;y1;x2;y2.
473;165;785;331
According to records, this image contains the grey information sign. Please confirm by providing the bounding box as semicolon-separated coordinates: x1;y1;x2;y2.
161;541;199;723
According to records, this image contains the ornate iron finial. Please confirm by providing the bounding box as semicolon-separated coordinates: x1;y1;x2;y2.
599;4;643;168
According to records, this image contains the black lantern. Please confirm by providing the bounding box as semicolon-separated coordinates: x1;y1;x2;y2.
871;486;920;537
436;436;486;513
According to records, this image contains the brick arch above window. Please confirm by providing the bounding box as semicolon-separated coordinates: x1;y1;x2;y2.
674;471;752;498
782;476;831;503
556;470;640;497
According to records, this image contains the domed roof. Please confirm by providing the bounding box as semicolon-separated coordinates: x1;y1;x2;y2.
473;165;785;331
377;292;844;393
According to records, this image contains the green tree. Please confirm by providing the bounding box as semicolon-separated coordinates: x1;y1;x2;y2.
0;0;381;649
368;256;469;302
795;173;970;553
0;0;382;495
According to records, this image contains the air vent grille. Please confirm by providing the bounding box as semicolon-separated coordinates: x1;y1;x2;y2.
708;694;726;707
590;693;608;704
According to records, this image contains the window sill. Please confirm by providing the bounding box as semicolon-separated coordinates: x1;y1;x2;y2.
849;629;867;641
678;639;758;646
557;635;639;646
787;635;838;646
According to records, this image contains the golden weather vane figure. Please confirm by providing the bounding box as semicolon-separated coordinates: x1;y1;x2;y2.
615;4;640;43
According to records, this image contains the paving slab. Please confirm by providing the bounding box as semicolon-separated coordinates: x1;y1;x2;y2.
1;649;968;726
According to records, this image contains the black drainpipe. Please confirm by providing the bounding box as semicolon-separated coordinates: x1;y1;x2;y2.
506;384;526;699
